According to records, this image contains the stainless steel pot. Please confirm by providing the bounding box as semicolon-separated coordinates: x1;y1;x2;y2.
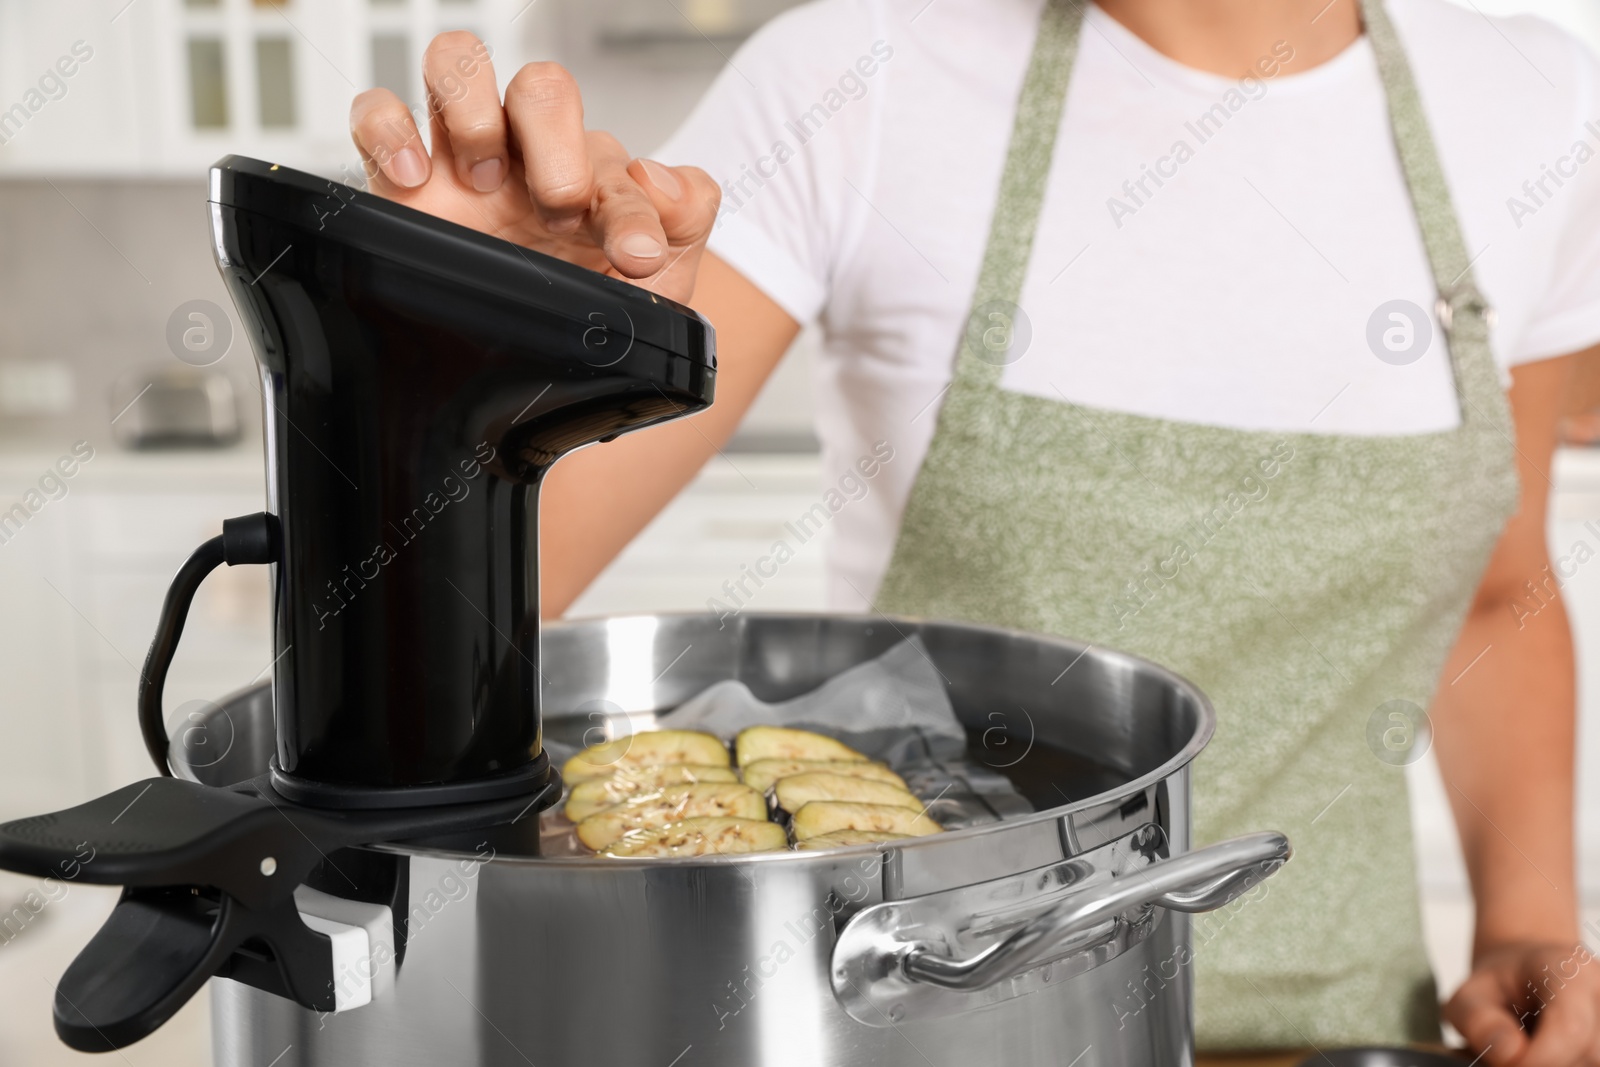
182;613;1290;1067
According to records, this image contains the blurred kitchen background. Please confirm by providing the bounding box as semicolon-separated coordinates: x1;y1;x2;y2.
0;0;1598;1062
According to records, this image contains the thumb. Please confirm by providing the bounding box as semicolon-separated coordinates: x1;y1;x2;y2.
1446;971;1530;1067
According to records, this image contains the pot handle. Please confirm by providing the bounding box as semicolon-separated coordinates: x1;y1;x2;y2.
830;828;1291;1026
903;831;1290;991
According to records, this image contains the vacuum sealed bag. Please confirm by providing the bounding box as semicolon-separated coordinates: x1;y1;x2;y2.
654;637;1032;828
543;637;1033;856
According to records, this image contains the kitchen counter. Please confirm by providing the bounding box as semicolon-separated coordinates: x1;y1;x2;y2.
0;439;266;493
0;436;1592;496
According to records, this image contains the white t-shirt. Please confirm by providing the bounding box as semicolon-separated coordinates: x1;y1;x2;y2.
657;0;1600;611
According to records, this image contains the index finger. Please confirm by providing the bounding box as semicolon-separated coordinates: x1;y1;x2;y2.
350;88;429;192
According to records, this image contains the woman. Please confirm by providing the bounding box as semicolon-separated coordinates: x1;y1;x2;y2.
349;0;1600;1059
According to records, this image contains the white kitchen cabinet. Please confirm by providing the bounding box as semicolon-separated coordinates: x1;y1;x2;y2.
0;482;90;817
1549;451;1600;902
569;453;829;618
0;448;269;817
71;495;273;791
0;0;539;178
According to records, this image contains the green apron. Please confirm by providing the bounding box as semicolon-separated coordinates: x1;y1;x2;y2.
874;0;1518;1048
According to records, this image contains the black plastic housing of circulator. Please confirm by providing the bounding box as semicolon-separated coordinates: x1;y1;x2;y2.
208;154;716;806
0;156;716;1052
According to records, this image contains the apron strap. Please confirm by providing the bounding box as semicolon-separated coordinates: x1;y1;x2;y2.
952;0;1504;426
1360;0;1502;420
952;0;1084;387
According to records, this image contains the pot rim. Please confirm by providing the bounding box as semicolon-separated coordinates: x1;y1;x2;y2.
385;611;1216;870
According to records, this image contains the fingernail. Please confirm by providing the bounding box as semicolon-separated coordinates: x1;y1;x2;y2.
389;147;427;188
640;159;682;200
470;158;504;192
618;233;664;260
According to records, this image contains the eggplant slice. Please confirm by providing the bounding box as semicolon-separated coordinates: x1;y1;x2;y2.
562;730;730;783
576;783;766;851
791;801;943;841
564;763;739;822
603;817;788;858
741;759;906;795
773;773;923;816
793;829;911;851
734;726;867;768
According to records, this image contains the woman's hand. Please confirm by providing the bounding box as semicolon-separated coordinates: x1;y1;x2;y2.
347;31;720;304
1446;941;1600;1067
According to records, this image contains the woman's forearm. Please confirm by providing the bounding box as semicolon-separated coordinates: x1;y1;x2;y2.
1434;592;1579;952
1432;354;1581;955
538;254;799;617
